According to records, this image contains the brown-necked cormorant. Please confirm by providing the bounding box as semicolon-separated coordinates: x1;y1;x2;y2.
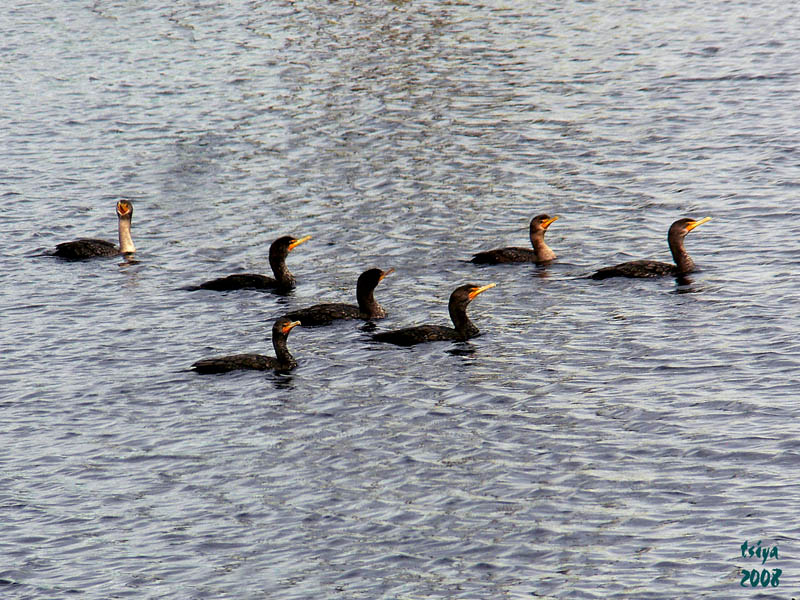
54;200;136;260
471;214;559;264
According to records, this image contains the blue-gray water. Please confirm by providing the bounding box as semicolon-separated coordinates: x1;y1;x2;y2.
2;1;799;598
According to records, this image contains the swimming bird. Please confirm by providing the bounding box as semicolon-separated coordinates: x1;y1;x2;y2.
189;235;311;292
372;283;495;346
590;217;711;279
54;200;136;260
191;316;301;374
283;268;393;326
471;214;559;264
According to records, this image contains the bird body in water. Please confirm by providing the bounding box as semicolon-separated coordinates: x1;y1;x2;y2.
471;214;559;264
54;200;136;260
190;235;311;292
192;317;301;374
284;268;393;326
590;217;711;280
372;283;495;346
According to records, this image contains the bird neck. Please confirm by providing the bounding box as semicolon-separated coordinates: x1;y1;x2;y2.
530;231;555;262
272;334;296;369
118;217;135;253
357;286;385;318
449;300;478;339
668;233;694;273
269;253;294;286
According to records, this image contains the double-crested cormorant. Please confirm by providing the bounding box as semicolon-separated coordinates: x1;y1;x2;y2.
284;268;393;326
54;200;136;260
191;316;301;374
471;214;559;264
590;217;711;280
190;235;311;292
372;283;496;346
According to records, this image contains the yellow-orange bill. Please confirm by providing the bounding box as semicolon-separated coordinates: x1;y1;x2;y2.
288;235;311;251
468;282;497;300
543;215;559;229
283;320;301;333
686;216;711;232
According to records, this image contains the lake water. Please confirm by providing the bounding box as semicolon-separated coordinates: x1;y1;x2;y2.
2;1;799;598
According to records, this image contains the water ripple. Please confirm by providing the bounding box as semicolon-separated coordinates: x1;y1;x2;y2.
1;0;799;598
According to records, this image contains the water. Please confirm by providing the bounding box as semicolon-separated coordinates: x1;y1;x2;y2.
2;1;799;598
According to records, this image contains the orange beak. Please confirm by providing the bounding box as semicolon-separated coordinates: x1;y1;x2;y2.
686;216;711;232
288;235;311;251
379;268;395;281
116;201;132;216
542;215;559;229
468;282;496;300
282;320;301;334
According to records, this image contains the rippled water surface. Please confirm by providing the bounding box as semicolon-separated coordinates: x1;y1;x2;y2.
2;1;799;598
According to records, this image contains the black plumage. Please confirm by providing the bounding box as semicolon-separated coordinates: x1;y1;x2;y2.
190;235;310;292
372;283;495;346
471;214;559;264
590;217;710;280
191;316;301;374
284;268;393;326
54;200;136;260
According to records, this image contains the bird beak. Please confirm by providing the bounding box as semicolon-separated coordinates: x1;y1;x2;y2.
542;215;559;229
686;216;711;232
379;268;395;281
283;320;301;333
116;201;132;217
288;235;311;251
468;282;496;300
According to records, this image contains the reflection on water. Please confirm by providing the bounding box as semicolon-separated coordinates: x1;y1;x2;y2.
673;274;702;293
272;375;295;391
445;343;477;357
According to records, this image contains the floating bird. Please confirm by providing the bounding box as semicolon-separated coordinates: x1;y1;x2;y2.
284;268;393;326
191;316;301;374
54;200;136;260
590;217;711;279
471;214;559;264
372;283;495;346
189;235;311;292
